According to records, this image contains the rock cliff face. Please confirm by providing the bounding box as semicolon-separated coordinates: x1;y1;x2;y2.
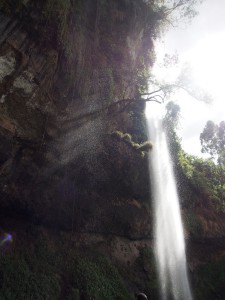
0;0;156;239
1;2;225;299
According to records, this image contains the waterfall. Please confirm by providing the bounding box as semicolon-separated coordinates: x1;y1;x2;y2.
146;103;192;300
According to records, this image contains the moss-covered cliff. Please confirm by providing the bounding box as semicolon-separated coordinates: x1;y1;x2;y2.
0;0;157;235
0;1;225;299
0;1;158;298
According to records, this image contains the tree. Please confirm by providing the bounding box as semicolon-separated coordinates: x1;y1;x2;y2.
163;101;180;130
152;0;204;26
163;101;182;165
200;120;225;166
145;62;213;107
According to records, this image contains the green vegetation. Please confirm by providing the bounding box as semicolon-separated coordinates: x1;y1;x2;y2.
0;231;134;300
112;131;152;155
179;152;225;211
127;108;148;143
150;0;204;26
194;259;225;300
0;252;60;300
200;120;225;166
136;58;151;94
138;141;153;152
129;247;159;299
164;101;225;211
69;256;133;300
183;210;204;236
0;1;221;299
163;101;182;163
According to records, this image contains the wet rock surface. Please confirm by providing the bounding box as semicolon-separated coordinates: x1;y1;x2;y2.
0;1;153;239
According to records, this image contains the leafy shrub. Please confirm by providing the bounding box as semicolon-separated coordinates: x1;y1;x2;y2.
0;253;61;300
111;131;152;154
69;255;133;300
194;260;225;300
178;151;225;211
183;211;204;237
0;228;135;300
137;141;153;152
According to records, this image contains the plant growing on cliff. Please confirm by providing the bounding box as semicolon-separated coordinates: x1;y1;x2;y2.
146;63;213;107
183;210;204;236
162;101;225;211
0;252;61;300
149;0;205;26
70;256;133;300
111;131;152;155
178;143;225;211
0;231;134;300
194;259;225;299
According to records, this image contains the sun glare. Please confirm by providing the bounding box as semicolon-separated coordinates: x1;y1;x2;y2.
145;101;165;120
187;32;225;100
148;31;225;157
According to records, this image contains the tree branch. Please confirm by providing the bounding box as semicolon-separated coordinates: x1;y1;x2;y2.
164;0;187;15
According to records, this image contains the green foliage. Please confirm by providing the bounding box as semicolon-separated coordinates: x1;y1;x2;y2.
200;120;225;166
123;133;133;142
69;256;132;300
150;0;204;26
136;62;150;94
183;210;204;236
112;131;133;144
194;260;225;299
139;247;156;267
179;151;225;211
164;101;181;130
0;252;61;300
136;247;159;299
127;110;148;143
163;102;225;211
137;141;153;152
163;101;182;163
178;151;195;179
111;131;152;155
0;231;133;300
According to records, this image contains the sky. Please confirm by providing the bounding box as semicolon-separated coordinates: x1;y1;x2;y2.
149;0;225;157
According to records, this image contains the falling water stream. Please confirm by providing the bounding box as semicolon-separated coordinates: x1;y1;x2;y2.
146;103;192;300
